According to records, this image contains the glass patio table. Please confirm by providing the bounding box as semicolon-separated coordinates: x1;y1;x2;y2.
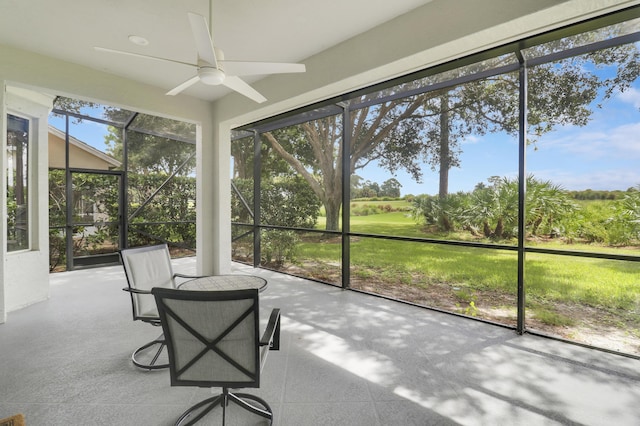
178;275;267;292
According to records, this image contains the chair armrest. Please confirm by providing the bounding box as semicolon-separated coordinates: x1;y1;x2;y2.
122;288;152;295
173;273;205;286
173;273;205;279
260;308;281;351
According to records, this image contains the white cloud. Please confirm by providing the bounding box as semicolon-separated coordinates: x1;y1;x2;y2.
529;167;640;190
617;86;640;109
536;122;640;160
462;135;481;145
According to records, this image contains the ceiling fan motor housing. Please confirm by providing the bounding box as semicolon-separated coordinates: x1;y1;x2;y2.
199;67;225;85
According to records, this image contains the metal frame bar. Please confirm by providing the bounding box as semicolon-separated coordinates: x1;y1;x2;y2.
66;168;124;267
516;50;527;335
341;103;351;289
50;108;196;144
64;114;73;271
230;181;254;220
253;130;261;268
127;151;196;221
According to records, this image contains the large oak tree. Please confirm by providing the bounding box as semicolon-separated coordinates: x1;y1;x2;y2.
262;32;640;231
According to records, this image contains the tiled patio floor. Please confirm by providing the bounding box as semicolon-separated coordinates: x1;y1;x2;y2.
1;257;639;425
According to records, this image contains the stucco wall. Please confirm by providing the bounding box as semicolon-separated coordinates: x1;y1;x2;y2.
48;130;118;170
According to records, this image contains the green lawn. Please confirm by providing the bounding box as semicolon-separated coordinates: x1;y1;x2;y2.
302;209;640;312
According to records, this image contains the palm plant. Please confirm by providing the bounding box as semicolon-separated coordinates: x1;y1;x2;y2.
466;177;519;239
526;176;578;237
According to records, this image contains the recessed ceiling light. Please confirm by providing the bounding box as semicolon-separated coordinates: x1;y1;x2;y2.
128;35;149;46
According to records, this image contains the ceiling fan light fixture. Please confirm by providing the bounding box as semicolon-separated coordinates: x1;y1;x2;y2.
199;67;225;85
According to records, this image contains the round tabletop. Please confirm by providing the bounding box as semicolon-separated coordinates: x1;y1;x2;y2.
178;275;268;292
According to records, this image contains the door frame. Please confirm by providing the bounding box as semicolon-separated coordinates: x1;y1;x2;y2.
66;168;125;270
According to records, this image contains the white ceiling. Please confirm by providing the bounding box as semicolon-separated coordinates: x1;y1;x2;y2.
0;0;433;101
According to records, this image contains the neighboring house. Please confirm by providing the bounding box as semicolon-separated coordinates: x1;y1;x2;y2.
48;125;121;224
48;125;121;170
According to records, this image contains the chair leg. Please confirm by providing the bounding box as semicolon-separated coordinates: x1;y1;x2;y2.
229;392;273;422
175;395;223;426
174;390;273;425
131;334;169;370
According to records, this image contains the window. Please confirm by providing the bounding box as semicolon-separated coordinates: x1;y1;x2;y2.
7;114;30;251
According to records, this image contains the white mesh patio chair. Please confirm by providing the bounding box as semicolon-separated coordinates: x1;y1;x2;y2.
152;287;281;425
119;244;199;370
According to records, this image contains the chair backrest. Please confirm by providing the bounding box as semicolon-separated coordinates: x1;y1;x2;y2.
152;287;261;389
120;244;176;322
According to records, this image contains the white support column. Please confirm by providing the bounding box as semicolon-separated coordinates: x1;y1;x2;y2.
214;121;232;274
197;108;232;276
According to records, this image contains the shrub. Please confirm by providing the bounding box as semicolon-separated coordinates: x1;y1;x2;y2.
261;229;299;266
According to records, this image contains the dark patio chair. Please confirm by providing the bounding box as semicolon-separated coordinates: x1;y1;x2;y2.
152;287;281;425
119;244;199;370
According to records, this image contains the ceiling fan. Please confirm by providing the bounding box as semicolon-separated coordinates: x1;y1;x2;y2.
95;2;305;103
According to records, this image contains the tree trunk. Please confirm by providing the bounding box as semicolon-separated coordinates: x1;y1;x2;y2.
438;94;452;230
483;221;492;238
441;214;453;232
494;218;504;239
324;198;341;231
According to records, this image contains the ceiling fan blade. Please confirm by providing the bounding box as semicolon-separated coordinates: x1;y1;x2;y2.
187;12;218;67
221;61;306;77
94;46;196;68
222;76;267;103
166;75;201;96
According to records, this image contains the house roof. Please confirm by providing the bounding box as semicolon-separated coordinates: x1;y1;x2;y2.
48;125;122;169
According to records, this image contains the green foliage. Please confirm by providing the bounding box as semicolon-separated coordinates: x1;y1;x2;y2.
232;177;321;228
454;288;479;316
561;193;640;246
48;229;66;271
568;189;625;200
411;176;640;245
48;169;66;227
48;171;122;268
613;186;640;243
352;177;402;199
412;192;471;232
532;307;576;327
526;176;578;237
464;300;478;317
232;176;320;266
412;175;579;240
261;229;299;266
107;130;195;176
48;169;196;270
350;203;402;216
127;173;196;247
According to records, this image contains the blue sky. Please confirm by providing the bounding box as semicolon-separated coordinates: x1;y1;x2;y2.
358;81;640;196
49;115;112;152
